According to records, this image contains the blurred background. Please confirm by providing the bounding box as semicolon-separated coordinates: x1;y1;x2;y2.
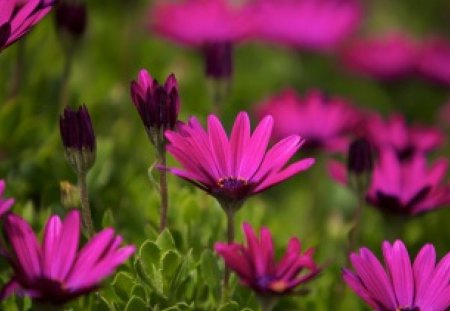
0;0;449;310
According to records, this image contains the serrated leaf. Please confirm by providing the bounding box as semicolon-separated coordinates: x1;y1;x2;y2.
131;284;147;303
124;296;147;311
218;301;239;311
161;250;181;282
95;294;116;311
171;250;194;295
200;249;221;301
112;271;135;302
140;240;161;268
156;229;176;251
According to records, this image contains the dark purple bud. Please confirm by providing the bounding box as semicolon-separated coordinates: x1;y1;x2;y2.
0;23;11;49
55;1;87;39
203;41;233;80
347;138;373;175
130;70;180;143
59;105;96;152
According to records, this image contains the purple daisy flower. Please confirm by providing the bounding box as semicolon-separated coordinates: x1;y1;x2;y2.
0;210;135;304
343;240;450;311
328;148;450;215
215;222;320;295
164;111;315;208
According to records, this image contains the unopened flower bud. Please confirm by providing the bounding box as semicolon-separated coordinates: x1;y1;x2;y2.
130;70;180;146
59;105;96;174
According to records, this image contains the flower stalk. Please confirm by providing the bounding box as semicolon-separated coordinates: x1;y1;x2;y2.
78;169;95;237
157;143;169;232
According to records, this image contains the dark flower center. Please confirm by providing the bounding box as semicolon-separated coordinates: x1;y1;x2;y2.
397;307;420;311
214;176;250;201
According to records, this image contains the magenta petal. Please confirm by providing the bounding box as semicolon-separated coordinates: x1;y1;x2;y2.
350;248;397;310
382;240;414;307
207;114;231;176
255;158;315;193
215;243;253;281
413;244;436;307
239;115;273;179
53;210;80;280
419;252;450;311
4;214;42;283
229;112;251;175
42;215;63;278
342;269;379;309
0;278;22;300
327;160;348;185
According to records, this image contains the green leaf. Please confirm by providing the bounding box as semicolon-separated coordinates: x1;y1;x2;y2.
156;229;176;251
124;296;147;311
102;209;115;227
112;272;135;302
200;249;222;301
139;240;161;269
161;250;181;282
218;301;239;311
95;294;116;311
131;284;148;303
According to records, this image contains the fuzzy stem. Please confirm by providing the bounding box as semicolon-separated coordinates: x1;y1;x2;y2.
222;208;235;301
348;193;364;252
258;296;277;311
78;170;95;237
58;47;74;112
158;145;169;232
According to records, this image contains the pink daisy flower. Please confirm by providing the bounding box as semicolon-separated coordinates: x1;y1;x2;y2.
0;211;135;304
215;222;320;295
164;111;314;208
255;89;361;152
343;240;450;311
251;0;362;51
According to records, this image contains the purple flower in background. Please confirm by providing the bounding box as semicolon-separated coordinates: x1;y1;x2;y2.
364;113;444;160
164;112;314;207
343;240;450;311
55;0;87;40
0;211;135;304
438;101;450;128
0;0;55;52
417;37;450;87
150;0;254;79
130;69;180;139
329;148;450;215
0;180;14;217
251;0;361;51
215;223;320;295
255;89;361;152
342;32;418;79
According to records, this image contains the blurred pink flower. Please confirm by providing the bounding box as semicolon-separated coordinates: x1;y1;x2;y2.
0;211;135;304
164;112;314;206
438;101;450;128
343;240;450;311
329;148;450;215
342;32;418;79
364;113;444;160
255;89;361;152
150;0;254;78
251;0;362;51
0;0;55;52
215;222;320;295
417;37;450;86
0;180;14;217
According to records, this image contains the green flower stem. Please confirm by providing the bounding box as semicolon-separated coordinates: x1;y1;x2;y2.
258;296;277;311
8;39;26;99
348;193;364;252
158;145;169;232
78;170;95;237
34;302;65;311
220;207;236;302
58;47;74;112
